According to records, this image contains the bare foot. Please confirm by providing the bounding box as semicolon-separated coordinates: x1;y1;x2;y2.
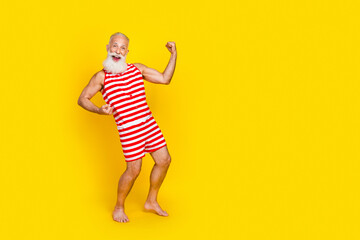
112;206;129;223
144;201;169;216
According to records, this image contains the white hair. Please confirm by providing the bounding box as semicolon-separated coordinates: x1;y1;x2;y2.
109;32;129;44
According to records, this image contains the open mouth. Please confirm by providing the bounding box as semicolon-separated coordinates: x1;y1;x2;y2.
112;56;121;62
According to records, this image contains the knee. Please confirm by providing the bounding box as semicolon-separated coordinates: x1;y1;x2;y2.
126;164;142;179
158;154;171;168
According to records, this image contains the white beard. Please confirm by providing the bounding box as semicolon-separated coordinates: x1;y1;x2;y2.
102;50;128;74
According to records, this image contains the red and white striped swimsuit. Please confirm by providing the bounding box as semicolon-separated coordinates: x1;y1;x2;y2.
101;63;167;162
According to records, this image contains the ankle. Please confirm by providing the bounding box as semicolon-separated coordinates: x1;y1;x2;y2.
145;198;157;204
114;205;124;210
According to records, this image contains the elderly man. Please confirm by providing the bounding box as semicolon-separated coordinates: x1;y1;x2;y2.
78;32;177;223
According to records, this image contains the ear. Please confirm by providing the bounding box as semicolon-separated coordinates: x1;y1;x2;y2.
106;44;109;52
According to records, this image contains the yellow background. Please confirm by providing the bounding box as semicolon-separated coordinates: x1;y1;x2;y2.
1;0;359;239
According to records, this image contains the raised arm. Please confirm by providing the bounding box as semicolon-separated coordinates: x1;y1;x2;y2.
134;41;177;85
77;70;114;115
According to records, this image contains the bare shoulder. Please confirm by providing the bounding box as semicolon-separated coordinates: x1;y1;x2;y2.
133;63;147;74
90;69;105;86
94;69;105;81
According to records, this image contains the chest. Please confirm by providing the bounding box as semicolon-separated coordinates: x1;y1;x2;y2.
103;71;144;96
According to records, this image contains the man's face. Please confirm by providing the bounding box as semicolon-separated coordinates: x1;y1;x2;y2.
103;35;129;74
107;35;129;61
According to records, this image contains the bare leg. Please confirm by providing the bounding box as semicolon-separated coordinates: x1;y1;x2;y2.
113;159;142;223
144;146;171;216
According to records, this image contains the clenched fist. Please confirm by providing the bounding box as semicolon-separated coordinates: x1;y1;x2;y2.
98;104;114;115
166;42;176;55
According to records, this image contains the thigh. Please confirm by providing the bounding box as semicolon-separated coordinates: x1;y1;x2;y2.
118;123;148;162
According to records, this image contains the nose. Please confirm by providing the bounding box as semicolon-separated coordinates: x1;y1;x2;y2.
115;48;121;54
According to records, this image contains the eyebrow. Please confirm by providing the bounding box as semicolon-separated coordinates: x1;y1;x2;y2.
112;42;126;47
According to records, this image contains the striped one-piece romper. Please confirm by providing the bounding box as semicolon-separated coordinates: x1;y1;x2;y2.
101;63;167;162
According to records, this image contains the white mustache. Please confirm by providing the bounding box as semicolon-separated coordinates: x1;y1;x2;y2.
109;52;125;59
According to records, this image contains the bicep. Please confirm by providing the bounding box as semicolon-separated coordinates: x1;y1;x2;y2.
142;66;165;84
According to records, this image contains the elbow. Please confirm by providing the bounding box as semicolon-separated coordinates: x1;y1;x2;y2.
160;73;171;85
162;77;171;85
77;97;83;106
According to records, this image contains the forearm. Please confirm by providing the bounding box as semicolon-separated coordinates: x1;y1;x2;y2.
78;97;100;114
162;53;177;84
